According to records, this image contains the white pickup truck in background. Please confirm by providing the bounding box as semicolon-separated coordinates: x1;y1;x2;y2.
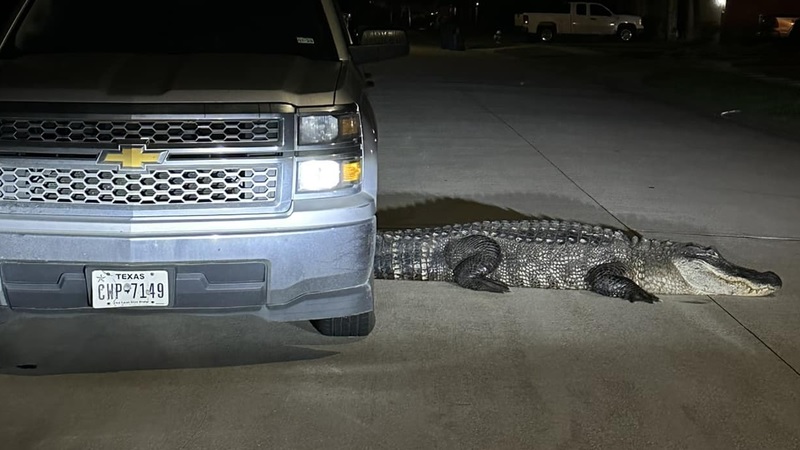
514;1;644;42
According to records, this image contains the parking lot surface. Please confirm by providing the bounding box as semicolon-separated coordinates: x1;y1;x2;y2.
1;43;799;449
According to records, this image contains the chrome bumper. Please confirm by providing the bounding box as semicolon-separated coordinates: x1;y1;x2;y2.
0;203;375;322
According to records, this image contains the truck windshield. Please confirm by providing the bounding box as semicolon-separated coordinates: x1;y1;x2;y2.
8;0;339;61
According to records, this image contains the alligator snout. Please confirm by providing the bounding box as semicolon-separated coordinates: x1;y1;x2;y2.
735;266;782;287
734;267;783;295
760;271;783;290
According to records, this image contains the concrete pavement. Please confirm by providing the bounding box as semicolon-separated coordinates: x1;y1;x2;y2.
1;43;799;449
494;39;800;142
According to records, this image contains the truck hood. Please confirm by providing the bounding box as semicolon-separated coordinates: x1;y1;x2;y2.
0;53;343;106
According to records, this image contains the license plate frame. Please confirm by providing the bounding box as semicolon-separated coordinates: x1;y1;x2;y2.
87;267;174;309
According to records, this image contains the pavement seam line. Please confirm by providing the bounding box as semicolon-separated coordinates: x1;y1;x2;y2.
637;230;800;242
709;295;800;378
462;89;635;233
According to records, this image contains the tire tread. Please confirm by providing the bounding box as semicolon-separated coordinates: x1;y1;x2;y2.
311;311;375;337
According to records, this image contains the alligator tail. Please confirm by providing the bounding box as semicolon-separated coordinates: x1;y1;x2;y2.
373;230;444;281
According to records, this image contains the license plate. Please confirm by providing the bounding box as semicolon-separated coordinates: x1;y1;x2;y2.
90;270;169;309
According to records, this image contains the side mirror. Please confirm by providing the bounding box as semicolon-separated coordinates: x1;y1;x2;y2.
350;29;409;64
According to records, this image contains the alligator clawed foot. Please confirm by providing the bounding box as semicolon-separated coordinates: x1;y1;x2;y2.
627;290;660;304
459;277;510;293
482;278;511;293
586;263;661;304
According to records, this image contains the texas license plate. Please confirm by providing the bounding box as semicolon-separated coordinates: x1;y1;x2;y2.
90;270;169;309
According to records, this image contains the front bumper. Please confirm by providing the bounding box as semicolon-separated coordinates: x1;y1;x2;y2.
0;212;375;322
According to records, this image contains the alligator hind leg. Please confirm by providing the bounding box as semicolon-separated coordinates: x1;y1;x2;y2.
585;263;659;303
445;235;510;293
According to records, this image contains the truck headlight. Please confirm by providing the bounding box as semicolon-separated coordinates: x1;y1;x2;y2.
298;113;361;145
297;158;362;193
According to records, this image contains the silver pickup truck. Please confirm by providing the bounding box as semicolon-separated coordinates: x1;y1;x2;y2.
0;0;407;336
515;1;643;42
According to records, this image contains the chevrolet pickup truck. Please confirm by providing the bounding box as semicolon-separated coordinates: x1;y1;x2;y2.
0;0;408;337
514;1;644;42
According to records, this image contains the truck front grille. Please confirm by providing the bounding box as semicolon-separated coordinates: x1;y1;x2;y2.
0;166;279;205
0;119;281;145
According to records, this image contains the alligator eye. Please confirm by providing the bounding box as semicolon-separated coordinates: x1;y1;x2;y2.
685;244;719;259
685;243;706;253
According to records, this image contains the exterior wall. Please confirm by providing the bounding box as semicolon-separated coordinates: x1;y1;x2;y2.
633;0;723;41
696;0;725;39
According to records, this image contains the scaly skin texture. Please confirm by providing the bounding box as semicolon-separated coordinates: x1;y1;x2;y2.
374;220;782;302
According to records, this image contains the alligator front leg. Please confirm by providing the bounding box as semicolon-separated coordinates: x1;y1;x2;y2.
445;235;510;293
585;262;659;303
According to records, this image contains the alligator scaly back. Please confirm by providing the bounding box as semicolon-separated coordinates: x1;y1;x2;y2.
375;219;638;286
374;220;782;302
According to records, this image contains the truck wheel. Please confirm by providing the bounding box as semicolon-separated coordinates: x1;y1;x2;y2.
618;26;635;42
538;26;555;42
311;311;375;337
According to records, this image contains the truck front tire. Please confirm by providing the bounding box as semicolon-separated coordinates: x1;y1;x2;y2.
617;26;635;42
311;311;375;337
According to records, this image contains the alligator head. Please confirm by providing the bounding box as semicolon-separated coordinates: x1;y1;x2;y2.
672;244;782;296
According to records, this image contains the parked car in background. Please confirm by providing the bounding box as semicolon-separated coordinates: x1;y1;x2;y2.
756;13;799;41
514;1;643;42
0;0;408;337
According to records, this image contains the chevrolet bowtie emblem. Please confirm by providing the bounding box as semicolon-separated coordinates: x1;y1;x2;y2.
97;145;167;171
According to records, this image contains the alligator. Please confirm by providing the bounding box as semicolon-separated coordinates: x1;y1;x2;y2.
374;220;782;302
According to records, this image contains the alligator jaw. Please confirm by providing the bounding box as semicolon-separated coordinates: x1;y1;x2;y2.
674;256;783;297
